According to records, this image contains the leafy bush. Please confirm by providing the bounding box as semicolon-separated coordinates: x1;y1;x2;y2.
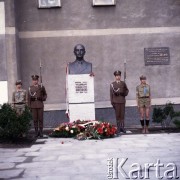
173;119;180;128
152;103;180;128
152;106;166;124
0;103;32;140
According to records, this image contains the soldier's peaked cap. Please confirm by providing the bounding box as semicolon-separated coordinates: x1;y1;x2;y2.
31;75;39;80
114;70;121;76
140;75;146;80
15;80;22;85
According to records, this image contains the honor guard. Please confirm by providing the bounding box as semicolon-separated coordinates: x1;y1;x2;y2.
28;75;47;137
12;80;28;115
110;71;129;134
136;75;151;133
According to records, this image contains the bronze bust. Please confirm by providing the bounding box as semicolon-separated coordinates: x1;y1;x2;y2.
68;44;92;74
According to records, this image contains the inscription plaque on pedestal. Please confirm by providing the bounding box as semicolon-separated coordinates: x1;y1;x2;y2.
68;74;94;103
144;47;170;66
67;74;95;121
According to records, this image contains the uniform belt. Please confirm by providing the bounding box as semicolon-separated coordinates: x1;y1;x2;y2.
30;97;42;101
139;96;149;98
14;102;25;105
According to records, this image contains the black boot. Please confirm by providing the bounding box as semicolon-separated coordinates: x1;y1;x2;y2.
116;121;121;134
120;122;126;133
35;127;39;138
39;128;43;138
140;120;145;133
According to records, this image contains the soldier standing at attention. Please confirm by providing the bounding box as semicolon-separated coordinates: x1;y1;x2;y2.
28;75;47;137
136;75;151;133
110;71;129;134
12;80;28;115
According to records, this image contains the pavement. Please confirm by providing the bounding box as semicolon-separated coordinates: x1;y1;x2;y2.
0;133;180;180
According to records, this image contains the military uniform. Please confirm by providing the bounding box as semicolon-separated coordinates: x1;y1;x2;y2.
136;84;151;108
28;75;47;137
110;71;129;133
12;80;28;115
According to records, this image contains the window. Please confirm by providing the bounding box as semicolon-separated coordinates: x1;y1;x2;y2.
92;0;116;6
38;0;61;8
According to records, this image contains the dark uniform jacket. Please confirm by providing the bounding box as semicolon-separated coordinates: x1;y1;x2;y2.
28;85;47;109
110;81;129;104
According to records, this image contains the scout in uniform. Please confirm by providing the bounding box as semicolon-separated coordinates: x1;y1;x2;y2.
110;71;129;133
12;80;28;115
136;75;151;133
28;75;47;137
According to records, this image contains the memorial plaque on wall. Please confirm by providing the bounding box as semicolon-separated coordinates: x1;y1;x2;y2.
144;47;170;66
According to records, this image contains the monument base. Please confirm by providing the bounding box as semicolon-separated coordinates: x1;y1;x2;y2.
69;103;95;122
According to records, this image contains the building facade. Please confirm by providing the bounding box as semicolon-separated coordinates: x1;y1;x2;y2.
0;0;180;127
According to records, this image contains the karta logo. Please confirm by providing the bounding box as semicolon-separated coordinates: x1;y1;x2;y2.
107;158;179;179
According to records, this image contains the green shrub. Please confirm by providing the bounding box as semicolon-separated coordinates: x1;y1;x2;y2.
152;106;166;124
152;103;180;128
0;103;32;140
173;119;180;128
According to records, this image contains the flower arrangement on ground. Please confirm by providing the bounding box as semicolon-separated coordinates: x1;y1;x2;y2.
49;120;117;140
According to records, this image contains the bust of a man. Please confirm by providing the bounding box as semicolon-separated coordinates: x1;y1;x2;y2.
68;44;92;74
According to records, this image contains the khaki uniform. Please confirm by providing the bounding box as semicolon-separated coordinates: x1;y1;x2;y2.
110;81;129;130
12;89;28;115
136;84;151;108
28;85;47;131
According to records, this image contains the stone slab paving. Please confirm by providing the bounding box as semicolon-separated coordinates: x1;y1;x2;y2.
0;133;180;179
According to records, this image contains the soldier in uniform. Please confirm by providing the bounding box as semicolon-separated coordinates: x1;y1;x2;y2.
28;75;47;137
110;71;129;133
12;80;28;115
136;75;151;133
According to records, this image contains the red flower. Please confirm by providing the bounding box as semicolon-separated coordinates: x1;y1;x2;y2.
97;127;103;134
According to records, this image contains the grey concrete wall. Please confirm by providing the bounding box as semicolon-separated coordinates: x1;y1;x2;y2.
0;35;6;81
0;0;21;101
19;33;180;105
16;0;180;30
3;0;180;108
0;1;6;81
43;104;180;128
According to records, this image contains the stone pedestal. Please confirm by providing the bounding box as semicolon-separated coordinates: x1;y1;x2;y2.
67;74;95;121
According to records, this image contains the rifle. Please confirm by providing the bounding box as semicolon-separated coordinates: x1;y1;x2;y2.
124;59;127;83
40;59;43;88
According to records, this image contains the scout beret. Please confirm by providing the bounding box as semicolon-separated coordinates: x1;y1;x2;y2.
114;70;121;76
31;75;39;80
140;75;146;80
15;80;22;85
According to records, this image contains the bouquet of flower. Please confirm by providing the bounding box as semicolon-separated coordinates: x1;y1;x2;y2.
49;122;80;138
76;121;117;140
50;120;117;140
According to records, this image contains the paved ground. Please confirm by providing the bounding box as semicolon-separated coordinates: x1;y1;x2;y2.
0;133;180;180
